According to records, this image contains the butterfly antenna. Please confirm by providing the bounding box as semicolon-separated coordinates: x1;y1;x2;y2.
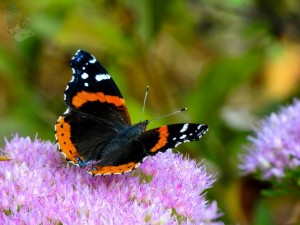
140;86;149;122
149;108;187;122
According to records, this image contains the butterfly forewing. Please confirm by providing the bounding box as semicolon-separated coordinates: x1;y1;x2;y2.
56;50;131;166
66;50;131;125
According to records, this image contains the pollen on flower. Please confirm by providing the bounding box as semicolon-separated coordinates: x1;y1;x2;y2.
0;135;222;224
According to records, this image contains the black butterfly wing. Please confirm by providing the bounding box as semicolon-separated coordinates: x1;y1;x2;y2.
55;109;120;166
87;122;149;176
87;138;148;176
87;123;208;176
55;50;130;166
139;123;208;155
65;49;130;125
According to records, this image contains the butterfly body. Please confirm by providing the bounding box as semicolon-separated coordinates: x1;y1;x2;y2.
55;50;208;176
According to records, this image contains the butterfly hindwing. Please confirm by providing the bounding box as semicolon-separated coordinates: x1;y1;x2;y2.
55;112;84;165
139;123;208;155
57;108;122;165
87;134;149;176
88;123;208;176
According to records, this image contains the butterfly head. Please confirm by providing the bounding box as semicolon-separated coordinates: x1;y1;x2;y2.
135;120;149;132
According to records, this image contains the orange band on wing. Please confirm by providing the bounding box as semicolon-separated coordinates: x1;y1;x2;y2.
149;126;169;153
55;116;83;164
88;162;139;176
72;91;125;109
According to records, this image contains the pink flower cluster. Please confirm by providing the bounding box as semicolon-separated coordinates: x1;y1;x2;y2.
240;99;300;179
0;135;222;224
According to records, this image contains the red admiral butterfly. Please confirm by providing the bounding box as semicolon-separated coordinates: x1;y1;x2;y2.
55;50;208;176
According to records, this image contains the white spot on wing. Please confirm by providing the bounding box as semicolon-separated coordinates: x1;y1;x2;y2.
141;156;148;163
95;74;111;81
197;124;204;130
180;123;189;133
61;152;66;159
81;73;89;79
89;56;96;64
134;162;141;169
70;76;75;82
63;108;70;114
84;82;89;87
180;134;187;139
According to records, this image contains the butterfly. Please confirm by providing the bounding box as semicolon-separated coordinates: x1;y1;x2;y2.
55;50;208;176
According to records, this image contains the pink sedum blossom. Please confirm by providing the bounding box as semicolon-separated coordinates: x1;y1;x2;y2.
240;99;300;179
0;135;222;224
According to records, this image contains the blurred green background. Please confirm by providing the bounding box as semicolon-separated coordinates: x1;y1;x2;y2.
1;0;300;224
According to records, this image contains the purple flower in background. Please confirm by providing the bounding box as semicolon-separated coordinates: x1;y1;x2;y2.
0;135;222;224
240;99;300;179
